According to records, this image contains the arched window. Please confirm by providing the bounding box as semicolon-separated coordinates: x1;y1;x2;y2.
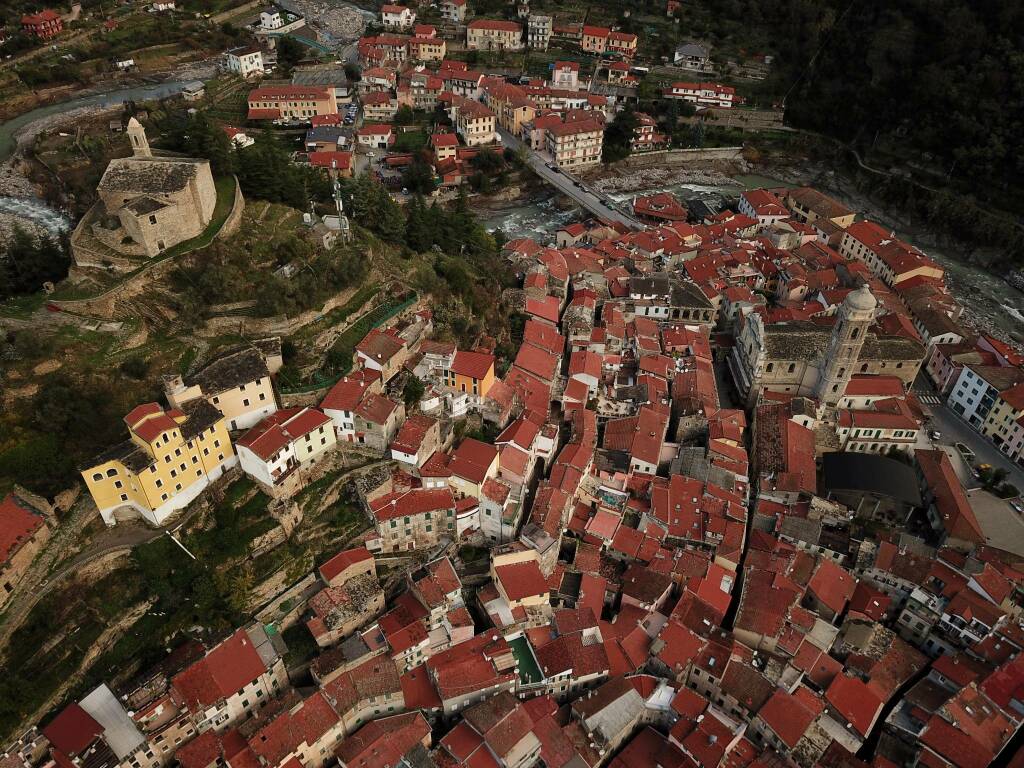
766;363;774;373
106;468;118;477
860;363;868;372
788;363;796;373
838;368;846;378
851;327;860;340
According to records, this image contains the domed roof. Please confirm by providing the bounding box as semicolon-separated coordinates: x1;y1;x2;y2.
845;284;877;312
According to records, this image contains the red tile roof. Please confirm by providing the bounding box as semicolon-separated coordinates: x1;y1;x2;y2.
758;686;823;748
172;629;269;709
916;449;984;542
237;407;331;460
400;664;441;710
369;488;455;522
825;675;882;736
807;559;855;615
451;350;495;380
448;438;498;484
42;704;103;757
468;19;521;31
318;546;372;584
334;711;430;768
495;560;549;602
248;692;339;766
0;494;45;566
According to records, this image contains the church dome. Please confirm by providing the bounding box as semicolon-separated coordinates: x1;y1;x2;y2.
845;284;877;312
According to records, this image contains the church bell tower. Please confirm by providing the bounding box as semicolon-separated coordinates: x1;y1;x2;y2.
815;284;877;406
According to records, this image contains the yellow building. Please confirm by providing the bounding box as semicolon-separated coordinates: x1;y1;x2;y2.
164;341;281;432
980;382;1024;461
444;350;496;399
82;401;236;527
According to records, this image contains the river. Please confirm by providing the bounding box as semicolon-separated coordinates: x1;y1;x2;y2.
0;79;198;161
0;80;201;239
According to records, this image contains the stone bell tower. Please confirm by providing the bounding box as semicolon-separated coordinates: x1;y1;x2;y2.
126;117;151;158
815;284;877;406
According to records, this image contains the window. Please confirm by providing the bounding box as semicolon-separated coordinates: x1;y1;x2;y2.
766;363;774;373
787;363;795;373
115;480;123;489
243;399;250;407
92;472;103;481
120;493;128;502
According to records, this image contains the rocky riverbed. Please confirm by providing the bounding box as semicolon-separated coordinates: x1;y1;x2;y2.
289;0;370;42
588;165;745;194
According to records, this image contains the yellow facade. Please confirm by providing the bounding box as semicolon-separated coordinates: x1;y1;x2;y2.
83;402;235;526
445;364;495;399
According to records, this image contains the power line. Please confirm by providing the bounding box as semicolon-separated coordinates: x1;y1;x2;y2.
782;0;862;108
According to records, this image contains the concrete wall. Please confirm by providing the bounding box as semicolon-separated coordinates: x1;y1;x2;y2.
615;146;744;166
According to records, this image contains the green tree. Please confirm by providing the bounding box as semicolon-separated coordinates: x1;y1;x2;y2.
401;153;436;195
403;376;425;408
603;108;639;163
276;36;305;76
0;226;70;299
394;104;416;126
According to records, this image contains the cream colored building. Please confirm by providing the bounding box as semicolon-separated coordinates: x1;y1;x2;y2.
236;407;337;489
165;341;281;432
82;400;236;527
466;19;523;51
545;118;603;169
455;99;497;146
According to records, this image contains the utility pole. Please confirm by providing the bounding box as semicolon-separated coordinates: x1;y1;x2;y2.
165;530;197;560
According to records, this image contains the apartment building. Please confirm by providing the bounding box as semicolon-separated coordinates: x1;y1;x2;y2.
368;488;458;552
164;343;280;432
236;407;336;488
224;45;264;77
407;35;446;62
545;118;604;169
528;14;552;49
170;626;288;733
839;220;943;287
979;381;1024;461
466;19;523;51
247;85;338;121
455;98;498;146
82;401;236;527
947;364;1024;430
665;81;736;108
380;4;415;30
440;0;466;22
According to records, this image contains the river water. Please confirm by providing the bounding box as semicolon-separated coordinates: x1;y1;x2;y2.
0;80;200;238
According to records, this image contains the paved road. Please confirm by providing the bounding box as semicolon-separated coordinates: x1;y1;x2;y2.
914;375;1024;492
496;126;642;230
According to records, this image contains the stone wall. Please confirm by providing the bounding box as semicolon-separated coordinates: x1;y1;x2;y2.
619;146;745;166
57;177;244;318
197;283;369;338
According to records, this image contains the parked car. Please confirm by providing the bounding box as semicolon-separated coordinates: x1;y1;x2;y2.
1010;500;1024;514
929;430;942;440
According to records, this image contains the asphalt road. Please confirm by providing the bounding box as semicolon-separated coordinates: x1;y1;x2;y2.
914;375;1024;492
496;126;642;230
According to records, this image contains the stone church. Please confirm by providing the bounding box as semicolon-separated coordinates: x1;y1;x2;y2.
729;285;926;408
91;119;216;258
